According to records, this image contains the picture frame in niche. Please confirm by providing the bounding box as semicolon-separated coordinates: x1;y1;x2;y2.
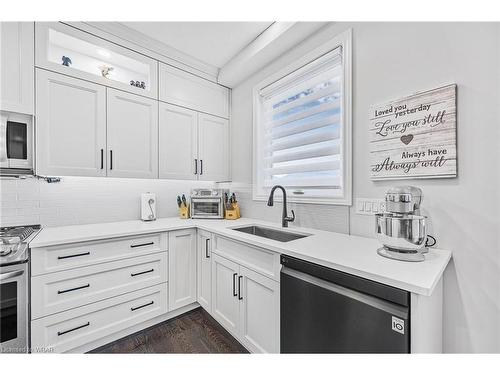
369;84;457;180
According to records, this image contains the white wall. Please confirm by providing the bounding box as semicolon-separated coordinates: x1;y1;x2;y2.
230;22;500;352
0;177;214;227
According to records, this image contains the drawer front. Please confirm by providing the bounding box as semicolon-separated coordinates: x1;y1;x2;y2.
31;283;167;353
213;236;281;281
31;252;167;319
31;233;165;276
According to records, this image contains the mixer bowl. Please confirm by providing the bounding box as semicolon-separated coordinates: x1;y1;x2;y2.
375;213;427;251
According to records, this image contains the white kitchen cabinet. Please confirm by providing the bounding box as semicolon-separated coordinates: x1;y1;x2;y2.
197;230;212;312
36;69;106;177
198;113;230;182
211;253;240;337
211;250;280;353
159;63;229;118
159;102;198;180
168;229;197;311
35;22;158;99
238;265;280;353
0;22;34;114
106;88;158;179
159;103;230;182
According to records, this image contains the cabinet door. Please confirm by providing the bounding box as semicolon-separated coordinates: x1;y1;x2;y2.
239;265;280;353
159;102;198;180
168;229;197;311
107;89;158;179
197;230;212;312
36;70;106;177
159;63;229;118
0;22;34;114
211;253;240;336
198;113;229;182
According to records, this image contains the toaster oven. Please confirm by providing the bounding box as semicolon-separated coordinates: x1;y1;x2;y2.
190;189;228;219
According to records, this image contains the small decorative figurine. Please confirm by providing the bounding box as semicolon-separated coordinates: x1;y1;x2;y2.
61;56;72;67
129;80;146;90
99;65;114;78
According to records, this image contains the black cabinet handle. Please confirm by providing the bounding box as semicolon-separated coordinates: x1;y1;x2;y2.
200;159;203;175
58;284;90;294
131;301;154;311
100;149;104;169
238;276;243;300
194;158;198;175
232;273;238;297
130;242;154;248
131;269;154;277
110;150;113;170
58;252;90;260
205;238;210;258
57;322;90;336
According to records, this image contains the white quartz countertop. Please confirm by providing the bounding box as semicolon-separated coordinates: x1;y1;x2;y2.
30;217;451;296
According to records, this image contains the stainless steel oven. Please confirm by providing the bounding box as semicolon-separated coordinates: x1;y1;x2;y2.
0;111;34;177
190;189;228;219
0;262;28;353
0;225;40;354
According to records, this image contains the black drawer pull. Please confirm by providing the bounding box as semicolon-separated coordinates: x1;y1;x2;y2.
57;322;90;336
232;273;238;297
130;242;154;248
58;252;90;260
58;284;90;294
238;276;243;300
131;269;154;277
131;301;154;311
205;238;210;258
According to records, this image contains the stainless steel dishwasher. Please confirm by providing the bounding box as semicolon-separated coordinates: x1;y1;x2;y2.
280;255;410;353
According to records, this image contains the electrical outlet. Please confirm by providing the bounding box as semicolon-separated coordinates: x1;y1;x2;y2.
355;198;386;216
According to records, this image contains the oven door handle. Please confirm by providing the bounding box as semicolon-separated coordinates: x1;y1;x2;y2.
0;114;8;162
0;269;24;281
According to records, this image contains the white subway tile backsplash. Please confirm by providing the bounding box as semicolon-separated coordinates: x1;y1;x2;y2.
0;176;215;228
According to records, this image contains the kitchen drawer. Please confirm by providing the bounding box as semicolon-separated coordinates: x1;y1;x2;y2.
31;233;165;276
31;252;167;319
213;236;281;281
31;283;167;353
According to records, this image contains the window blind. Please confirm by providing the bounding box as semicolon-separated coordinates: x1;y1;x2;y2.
259;47;343;191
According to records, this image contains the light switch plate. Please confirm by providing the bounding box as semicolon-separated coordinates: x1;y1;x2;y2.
355;198;386;215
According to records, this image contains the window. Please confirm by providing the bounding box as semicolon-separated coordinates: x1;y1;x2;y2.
253;31;351;205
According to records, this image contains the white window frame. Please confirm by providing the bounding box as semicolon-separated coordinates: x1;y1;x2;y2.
252;29;352;205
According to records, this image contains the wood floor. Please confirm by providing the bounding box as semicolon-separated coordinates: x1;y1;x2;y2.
89;307;249;354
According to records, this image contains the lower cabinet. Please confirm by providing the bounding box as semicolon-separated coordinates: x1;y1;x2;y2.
168;229;197;311
211;253;280;353
197;230;213;312
31;283;167;353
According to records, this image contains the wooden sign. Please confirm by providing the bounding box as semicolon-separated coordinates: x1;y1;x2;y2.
369;84;457;180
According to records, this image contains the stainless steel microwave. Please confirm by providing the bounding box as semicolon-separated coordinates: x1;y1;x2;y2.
0;112;33;176
190;189;228;219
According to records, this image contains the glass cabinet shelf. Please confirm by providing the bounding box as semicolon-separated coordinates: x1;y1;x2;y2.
36;23;158;99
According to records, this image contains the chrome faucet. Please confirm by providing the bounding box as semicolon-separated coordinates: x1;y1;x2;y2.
267;185;295;228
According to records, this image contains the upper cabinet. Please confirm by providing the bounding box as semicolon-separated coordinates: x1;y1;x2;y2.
36;69;106;177
0;22;34;114
35;22;158;99
159;63;229;119
107;89;158;179
198;114;230;182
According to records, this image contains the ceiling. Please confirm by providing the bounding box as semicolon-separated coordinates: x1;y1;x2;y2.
120;22;273;68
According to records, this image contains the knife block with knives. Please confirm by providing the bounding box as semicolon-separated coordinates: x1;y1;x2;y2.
177;194;190;219
224;192;241;220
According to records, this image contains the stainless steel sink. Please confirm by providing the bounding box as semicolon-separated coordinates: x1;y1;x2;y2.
231;225;310;242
